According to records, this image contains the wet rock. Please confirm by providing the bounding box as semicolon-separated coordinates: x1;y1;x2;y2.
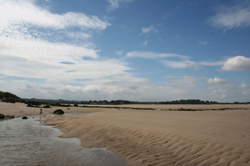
22;116;28;120
53;109;64;115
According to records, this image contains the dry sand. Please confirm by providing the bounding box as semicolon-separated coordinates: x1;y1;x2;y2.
1;102;250;166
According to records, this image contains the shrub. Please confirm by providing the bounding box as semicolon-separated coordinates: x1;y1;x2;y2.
43;105;51;108
0;114;5;119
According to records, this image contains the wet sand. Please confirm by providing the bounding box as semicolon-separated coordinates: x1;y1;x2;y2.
1;102;250;166
0;117;126;166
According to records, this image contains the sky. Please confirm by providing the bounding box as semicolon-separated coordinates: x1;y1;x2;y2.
0;0;250;102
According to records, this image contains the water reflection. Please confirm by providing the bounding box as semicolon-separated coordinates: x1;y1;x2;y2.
0;118;127;166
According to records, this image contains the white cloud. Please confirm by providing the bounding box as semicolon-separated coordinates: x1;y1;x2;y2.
211;5;250;29
0;37;97;66
141;25;157;34
0;0;119;82
107;0;136;9
126;51;223;69
208;77;226;84
126;51;188;59
0;75;200;101
1;0;250;102
66;32;92;40
222;56;250;71
127;51;250;72
163;60;197;69
0;0;110;31
0;55;130;81
207;80;250;102
163;60;223;69
199;61;223;66
240;83;247;88
115;50;125;56
0;0;134;98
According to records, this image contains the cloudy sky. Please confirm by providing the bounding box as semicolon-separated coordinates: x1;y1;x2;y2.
1;0;250;102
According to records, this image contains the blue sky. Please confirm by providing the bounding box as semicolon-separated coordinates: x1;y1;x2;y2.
0;0;250;102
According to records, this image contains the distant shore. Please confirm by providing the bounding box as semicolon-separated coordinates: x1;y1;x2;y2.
1;102;250;166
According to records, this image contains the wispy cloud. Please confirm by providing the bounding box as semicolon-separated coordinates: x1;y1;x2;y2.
164;55;250;71
162;60;223;69
126;51;188;59
163;59;228;69
208;77;226;84
163;60;198;69
126;51;222;69
210;4;250;29
141;25;158;34
107;0;136;9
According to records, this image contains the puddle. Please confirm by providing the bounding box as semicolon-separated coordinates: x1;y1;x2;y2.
0;117;127;166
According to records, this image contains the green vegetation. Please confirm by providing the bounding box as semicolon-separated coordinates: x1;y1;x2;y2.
43;105;51;108
80;99;219;105
0;114;15;120
24;98;250;105
1;90;249;106
0;114;5;119
0;91;23;103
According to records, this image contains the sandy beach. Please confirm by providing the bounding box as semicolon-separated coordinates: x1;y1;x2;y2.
1;102;250;166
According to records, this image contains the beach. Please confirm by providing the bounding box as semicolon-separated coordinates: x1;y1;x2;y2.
1;102;250;166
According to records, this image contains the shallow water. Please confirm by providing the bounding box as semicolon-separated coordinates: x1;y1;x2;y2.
0;117;127;166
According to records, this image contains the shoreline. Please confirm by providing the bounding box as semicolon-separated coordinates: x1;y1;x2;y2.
0;117;126;166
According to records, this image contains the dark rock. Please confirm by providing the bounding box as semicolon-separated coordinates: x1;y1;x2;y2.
53;109;64;115
22;116;28;120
